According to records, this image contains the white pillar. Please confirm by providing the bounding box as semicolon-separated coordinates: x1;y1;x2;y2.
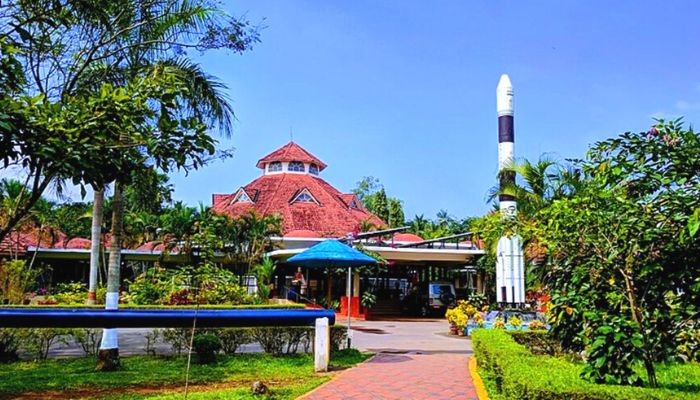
314;317;330;372
352;272;360;297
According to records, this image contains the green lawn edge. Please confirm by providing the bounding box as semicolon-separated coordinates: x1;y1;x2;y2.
472;329;700;400
0;350;371;399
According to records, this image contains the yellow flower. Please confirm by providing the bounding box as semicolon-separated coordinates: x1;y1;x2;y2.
565;306;574;316
608;277;615;285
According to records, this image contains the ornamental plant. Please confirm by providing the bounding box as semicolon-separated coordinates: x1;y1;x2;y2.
508;315;523;330
535;119;700;387
528;319;546;330
493;316;505;329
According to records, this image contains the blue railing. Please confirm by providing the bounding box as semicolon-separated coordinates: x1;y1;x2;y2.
0;308;335;328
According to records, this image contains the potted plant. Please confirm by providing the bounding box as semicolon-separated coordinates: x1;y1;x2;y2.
361;291;377;320
445;308;459;335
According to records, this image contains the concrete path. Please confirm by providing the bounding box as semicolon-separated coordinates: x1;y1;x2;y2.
300;318;477;400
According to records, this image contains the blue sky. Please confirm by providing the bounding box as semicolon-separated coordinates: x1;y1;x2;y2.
167;1;700;220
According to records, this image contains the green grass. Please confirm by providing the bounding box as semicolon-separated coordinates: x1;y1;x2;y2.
472;329;700;400
0;350;370;399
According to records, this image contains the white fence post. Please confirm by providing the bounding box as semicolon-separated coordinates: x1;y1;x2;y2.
314;317;329;372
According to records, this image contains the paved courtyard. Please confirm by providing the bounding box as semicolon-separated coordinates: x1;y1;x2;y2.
46;318;478;400
301;318;477;400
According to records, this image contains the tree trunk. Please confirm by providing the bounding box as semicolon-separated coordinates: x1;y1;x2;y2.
620;266;657;387
87;188;104;305
96;182;123;371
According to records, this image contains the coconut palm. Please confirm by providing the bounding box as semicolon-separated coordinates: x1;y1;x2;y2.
75;1;254;371
488;156;563;216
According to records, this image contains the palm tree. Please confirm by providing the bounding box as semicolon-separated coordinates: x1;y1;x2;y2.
488;156;562;216
87;189;104;305
82;1;247;371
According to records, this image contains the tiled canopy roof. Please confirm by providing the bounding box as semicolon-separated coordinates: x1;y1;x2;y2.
213;163;385;236
255;142;327;171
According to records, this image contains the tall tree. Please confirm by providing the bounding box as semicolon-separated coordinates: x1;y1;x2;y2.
387;198;405;228
373;188;389;223
86;189;103;305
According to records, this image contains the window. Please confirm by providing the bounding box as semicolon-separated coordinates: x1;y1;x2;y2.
349;199;360;209
291;188;318;204
288;161;305;172
231;189;253;204
268;162;282;172
309;163;319;175
295;192;314;202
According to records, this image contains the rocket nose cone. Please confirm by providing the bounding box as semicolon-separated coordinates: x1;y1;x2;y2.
497;74;512;89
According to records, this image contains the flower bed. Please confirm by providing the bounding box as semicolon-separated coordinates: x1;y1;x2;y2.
472;329;700;400
0;303;305;309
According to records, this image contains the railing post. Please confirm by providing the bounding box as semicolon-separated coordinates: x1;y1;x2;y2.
314;317;329;372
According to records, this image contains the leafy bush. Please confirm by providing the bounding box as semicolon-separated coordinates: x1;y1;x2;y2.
20;329;76;360
216;328;252;355
251;327;292;355
143;329;161;356
127;265;250;305
508;330;564;356
52;282;88;304
361;291;376;309
330;325;348;352
0;328;20;362
676;324;700;362
72;328;102;356
192;333;221;364
161;328;192;355
473;329;699;400
528;320;546;330
0;260;36;304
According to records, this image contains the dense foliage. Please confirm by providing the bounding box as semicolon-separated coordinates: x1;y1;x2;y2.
473;329;700;400
475;119;700;388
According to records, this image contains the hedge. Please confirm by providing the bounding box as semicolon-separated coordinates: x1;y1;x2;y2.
472;329;700;400
0;303;305;310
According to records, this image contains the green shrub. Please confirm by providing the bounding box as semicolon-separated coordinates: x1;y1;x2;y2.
143;329;161;356
251;327;288;355
71;328;102;356
508;330;565;356
161;328;192;355
0;328;20;362
192;333;221;364
52;282;87;304
473;329;699;400
0;260;36;304
216;328;253;355
20;328;76;360
330;326;348;352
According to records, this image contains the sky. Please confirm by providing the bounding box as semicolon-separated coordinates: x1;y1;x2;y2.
42;1;700;219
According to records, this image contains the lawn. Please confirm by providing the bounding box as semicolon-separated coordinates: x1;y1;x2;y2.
0;350;370;399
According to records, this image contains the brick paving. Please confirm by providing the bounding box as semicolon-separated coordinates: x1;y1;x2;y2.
301;352;476;400
300;318;477;400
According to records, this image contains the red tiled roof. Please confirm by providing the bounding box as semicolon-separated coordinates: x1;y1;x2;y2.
213;173;386;236
64;237;92;250
255;142;327;171
393;233;424;242
284;229;322;238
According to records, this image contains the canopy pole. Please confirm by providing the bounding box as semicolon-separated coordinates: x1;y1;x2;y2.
346;265;352;349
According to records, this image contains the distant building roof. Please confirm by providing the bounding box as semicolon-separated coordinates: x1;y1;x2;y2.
393;233;424;242
256;142;327;171
214;142;386;236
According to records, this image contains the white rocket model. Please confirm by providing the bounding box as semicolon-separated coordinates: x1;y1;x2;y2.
495;74;525;305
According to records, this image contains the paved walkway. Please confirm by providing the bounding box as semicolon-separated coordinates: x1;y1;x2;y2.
300;318;477;400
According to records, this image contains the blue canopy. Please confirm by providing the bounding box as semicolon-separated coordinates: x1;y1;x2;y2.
286;240;377;268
